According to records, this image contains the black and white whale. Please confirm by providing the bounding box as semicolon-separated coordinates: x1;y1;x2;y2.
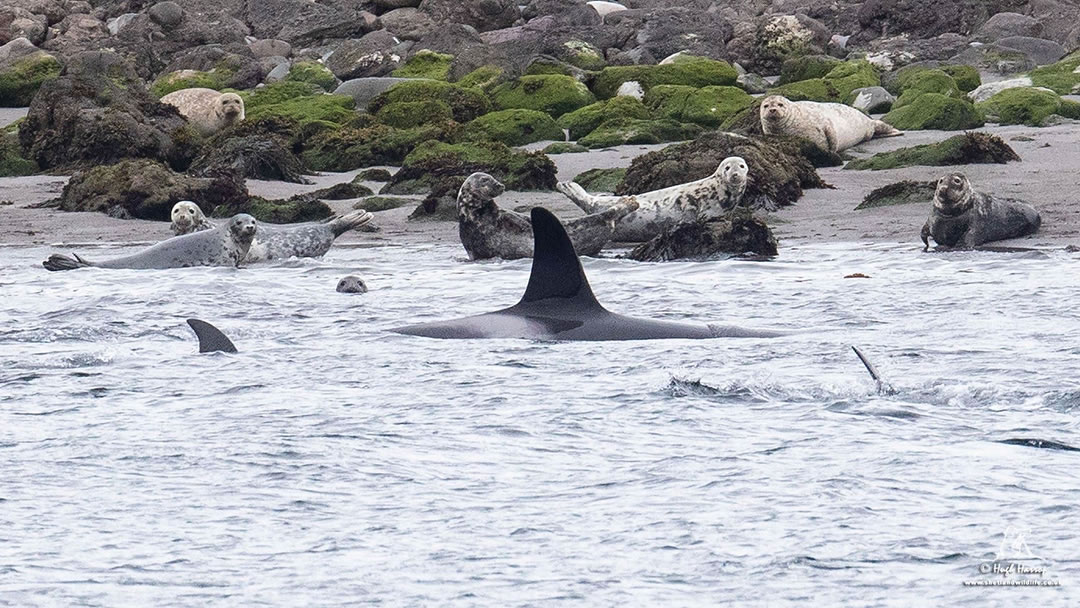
392;207;786;341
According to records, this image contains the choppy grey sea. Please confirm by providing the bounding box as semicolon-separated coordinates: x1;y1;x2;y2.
1;241;1078;606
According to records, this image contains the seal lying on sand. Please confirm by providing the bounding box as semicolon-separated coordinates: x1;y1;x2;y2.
171;200;215;235
393;207;787;340
169;201;374;262
759;95;902;153
555;156;748;242
458;172;638;259
160;88;245;136
43;214;258;271
921;173;1041;250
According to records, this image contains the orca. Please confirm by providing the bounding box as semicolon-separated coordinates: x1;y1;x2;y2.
392;207;786;341
186;318;238;353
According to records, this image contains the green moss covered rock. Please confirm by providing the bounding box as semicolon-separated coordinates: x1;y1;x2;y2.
644;85;753;127
561;40;606;71
893;70;960;109
375;100;454;128
542;142;588;154
151;68;233;98
383;140;557;194
0;52;61;106
1028;50;1080;94
592;57;738;99
844;132;1019;170
882;94;984;130
855;180;936;209
284;61;337;91
778;55;842;85
556;96;651;140
463;109;563;146
301;122;458;171
976;87;1080;126
769;60;879;103
941;65;980;93
214;194;333;224
242;84;358;131
491;74;596;117
577;118;703;148
455;65;504;91
368;79;491;122
572;168;626;192
0;127;36;176
392;50;453;80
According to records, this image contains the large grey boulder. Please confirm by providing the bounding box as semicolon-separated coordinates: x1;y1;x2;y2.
975;12;1042;42
325;30;408;79
334;76;419;110
996;36;1066;66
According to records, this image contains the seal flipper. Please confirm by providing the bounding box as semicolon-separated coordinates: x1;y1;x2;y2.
42;252;93;271
326;210;375;237
517;207;604;310
851;345;895;395
555;181;604;213
186;318;238;353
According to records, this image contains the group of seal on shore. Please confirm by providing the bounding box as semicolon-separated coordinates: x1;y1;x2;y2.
457;172;640;260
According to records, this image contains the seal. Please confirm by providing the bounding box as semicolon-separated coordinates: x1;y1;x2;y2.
43;214;258;271
555;156;749;242
169;201;375;262
921;173;1041;251
457;172;638;260
336;275;368;293
759;94;902;153
159;88;245;136
170;200;215;235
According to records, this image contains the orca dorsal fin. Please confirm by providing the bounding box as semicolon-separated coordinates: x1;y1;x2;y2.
518;207;602;307
187;318;238;353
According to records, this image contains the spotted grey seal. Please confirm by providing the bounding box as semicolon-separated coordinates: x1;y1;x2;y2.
169;201;374;262
458;172;639;260
760;94;902;153
170;200;214;235
920;173;1041;251
555;156;748;242
393;207;787;340
336;275;368;293
43;214;258;271
160;88;245;136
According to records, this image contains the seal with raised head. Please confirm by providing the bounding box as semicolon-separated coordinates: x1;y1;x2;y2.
170;200;215;235
160;88;245;136
336;276;368;293
170;201;375;262
921;173;1041;251
43;214;258;271
759;94;902;153
555;156;749;243
458;172;638;260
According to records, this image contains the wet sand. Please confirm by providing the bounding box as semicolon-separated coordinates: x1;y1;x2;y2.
2;105;1078;251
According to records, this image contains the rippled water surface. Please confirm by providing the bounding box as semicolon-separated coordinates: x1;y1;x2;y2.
2;241;1079;606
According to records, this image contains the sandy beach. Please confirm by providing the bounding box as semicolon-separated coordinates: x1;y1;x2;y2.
3;103;1078;251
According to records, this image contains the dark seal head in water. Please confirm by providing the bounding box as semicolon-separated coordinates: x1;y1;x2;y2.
392;207;785;341
921;173;1041;251
43;214;258;271
336;275;368;293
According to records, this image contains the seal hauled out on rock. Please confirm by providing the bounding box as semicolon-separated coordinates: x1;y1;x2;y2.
920;173;1041;250
160;88;245;136
555;156;749;242
760;95;902;153
336;276;368;293
457;172;639;260
43;214;258;271
169;201;375;262
171;200;215;235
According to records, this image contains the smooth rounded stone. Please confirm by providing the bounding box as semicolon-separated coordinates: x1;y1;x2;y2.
659;51;692;65
587;1;626;19
148;1;183;29
263;59;290;82
967;76;1033;103
995;36;1066;66
976;12;1043;42
615;80;643;100
333;76;418;110
949;43;1036;75
106;13;138;36
379;7;435;41
0;37;40;66
249;39;291;59
850;86;896;114
737;72;770;95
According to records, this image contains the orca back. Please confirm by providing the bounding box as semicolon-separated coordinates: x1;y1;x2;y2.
187;318;238;353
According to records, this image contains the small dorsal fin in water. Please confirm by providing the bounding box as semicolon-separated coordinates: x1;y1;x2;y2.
851;346;895;395
999;438;1080;452
186;318;238;353
518;207;603;308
